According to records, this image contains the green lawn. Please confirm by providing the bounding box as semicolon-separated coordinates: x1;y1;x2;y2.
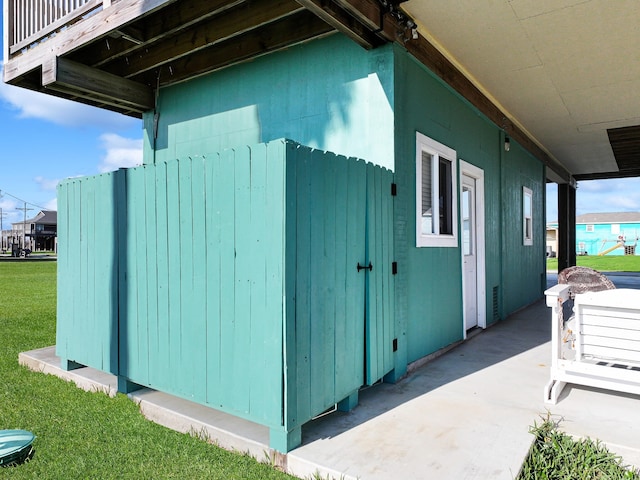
4;261;638;479
0;261;296;479
547;255;640;272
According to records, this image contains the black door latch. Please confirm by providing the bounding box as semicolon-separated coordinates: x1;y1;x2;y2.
357;262;373;272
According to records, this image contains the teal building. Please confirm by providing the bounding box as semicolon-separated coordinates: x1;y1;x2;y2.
56;34;547;451
548;212;640;257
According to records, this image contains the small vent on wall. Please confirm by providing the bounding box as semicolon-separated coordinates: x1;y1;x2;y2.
492;286;500;322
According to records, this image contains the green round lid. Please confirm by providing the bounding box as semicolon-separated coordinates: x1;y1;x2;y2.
0;430;35;462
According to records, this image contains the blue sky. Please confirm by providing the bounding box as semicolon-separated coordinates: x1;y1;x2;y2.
2;25;640;228
546;178;640;222
0;21;143;228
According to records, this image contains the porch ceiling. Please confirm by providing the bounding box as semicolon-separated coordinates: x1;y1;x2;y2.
5;0;639;182
401;0;640;182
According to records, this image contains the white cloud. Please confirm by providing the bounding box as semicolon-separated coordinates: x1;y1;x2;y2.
45;197;58;211
0;196;20;227
98;133;143;173
577;178;640;215
546;183;558;222
578;181;607;192
34;176;60;191
0;63;138;130
547;178;640;223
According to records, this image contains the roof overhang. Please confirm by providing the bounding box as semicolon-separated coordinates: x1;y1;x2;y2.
5;0;638;182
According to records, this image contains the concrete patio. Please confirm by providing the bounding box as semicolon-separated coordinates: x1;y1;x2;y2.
19;274;640;479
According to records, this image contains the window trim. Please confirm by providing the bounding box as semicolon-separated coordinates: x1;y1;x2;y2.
523;186;533;246
415;132;458;248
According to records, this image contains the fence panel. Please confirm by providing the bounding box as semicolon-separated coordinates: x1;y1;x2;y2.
365;163;395;384
56;139;394;451
56;172;120;373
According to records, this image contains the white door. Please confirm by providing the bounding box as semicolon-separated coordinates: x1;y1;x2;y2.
460;161;486;335
462;174;478;330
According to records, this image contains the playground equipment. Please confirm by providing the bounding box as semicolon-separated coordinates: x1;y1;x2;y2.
598;234;638;256
598;237;624;255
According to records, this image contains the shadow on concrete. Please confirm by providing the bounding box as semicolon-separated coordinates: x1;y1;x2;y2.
303;271;640;445
302;296;551;444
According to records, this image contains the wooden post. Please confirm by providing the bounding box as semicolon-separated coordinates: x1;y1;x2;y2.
557;182;576;272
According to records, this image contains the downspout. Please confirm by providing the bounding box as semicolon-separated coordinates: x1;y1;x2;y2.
152;72;161;165
499;128;505;321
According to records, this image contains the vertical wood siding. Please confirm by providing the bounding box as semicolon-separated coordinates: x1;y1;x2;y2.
393;44;545;368
284;143;395;430
57;173;120;373
366;165;396;384
57;139;395;449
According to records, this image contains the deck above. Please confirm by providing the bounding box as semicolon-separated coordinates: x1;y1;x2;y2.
3;0;570;181
2;0;394;117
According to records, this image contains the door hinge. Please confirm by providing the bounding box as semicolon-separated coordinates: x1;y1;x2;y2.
392;338;398;352
391;183;397;196
392;261;398;275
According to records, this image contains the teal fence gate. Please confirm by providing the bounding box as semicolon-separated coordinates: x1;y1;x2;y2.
57;139;395;452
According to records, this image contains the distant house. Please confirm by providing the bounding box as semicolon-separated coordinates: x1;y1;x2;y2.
546;225;559;258
28;210;58;251
548;212;640;257
6;210;58;252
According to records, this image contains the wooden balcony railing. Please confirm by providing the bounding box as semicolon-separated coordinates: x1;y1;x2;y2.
7;0;107;55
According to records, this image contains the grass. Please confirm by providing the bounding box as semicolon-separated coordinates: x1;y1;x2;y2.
547;255;640;272
0;261;297;479
518;416;640;479
5;262;638;479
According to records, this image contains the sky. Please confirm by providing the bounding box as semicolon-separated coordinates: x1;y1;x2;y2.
0;22;143;229
2;25;640;229
546;178;640;223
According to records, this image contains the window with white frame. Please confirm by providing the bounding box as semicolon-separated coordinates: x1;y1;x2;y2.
586;224;594;232
523;186;533;246
416;132;458;247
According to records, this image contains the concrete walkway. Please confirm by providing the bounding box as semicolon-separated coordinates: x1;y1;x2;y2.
19;281;640;479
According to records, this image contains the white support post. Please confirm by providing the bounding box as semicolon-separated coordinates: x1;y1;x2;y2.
544;284;570;403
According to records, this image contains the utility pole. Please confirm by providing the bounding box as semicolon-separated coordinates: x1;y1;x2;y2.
0;208;6;250
16;203;33;250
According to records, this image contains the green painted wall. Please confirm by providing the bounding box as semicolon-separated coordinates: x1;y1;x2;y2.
58;32;549;452
141;33;547;371
144;34;396;170
500;140;547;315
57;172;121;374
391;46;545;367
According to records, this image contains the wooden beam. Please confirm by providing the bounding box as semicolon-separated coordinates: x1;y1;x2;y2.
3;0;175;84
332;0;384;32
295;0;384;49
42;57;154;112
558;184;576;270
70;0;246;69
105;0;305;79
134;10;334;87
